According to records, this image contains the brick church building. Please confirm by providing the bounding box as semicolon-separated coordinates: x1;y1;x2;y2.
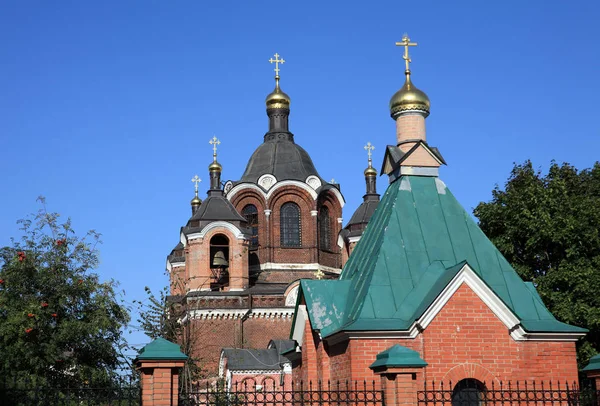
166;54;378;378
167;39;586;387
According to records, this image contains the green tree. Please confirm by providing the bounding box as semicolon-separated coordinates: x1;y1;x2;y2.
0;198;130;386
474;161;600;365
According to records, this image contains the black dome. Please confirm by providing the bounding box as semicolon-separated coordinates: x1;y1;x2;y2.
239;137;323;184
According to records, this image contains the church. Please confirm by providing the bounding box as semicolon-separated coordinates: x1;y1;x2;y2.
166;37;586;386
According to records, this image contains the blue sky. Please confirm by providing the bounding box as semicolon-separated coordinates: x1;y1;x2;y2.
1;1;599;355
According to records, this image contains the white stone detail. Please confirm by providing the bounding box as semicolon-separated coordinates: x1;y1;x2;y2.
285;285;299;307
264;209;272;217
306;175;322;190
184;221;247;242
223;180;233;194
260;262;342;274
337;217;343;224
258;174;277;191
310;210;318;216
435;178;447;195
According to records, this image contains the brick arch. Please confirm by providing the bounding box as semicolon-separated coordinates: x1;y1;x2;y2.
268;185;315;211
316;190;343;269
232;193;267;267
440;363;500;388
230;188;266;210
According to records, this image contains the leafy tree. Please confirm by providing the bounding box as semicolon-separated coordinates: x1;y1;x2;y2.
474;161;600;365
0;198;130;386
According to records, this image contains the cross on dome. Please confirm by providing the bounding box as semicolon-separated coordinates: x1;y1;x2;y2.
395;34;418;72
209;136;221;161
191;174;201;193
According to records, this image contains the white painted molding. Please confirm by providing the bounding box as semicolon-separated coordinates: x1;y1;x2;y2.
226;183;267;202
223;180;233;195
186;221;247;241
260;262;342;274
324;264;585;343
337;217;343;224
306;175;322;190
348;236;361;243
188;308;293;320
292;305;308;347
258;174;277;191
266;180;318;200
399;166;440;177
310;210;318;216
324;187;346;208
264;209;272;217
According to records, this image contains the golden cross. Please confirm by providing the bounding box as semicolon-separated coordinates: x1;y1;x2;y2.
314;269;325;280
269;53;285;79
191;175;201;193
209;136;220;160
395;34;418;72
364;142;375;166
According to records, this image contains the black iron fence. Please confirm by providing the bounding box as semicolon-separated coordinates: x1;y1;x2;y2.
179;380;384;406
418;380;600;406
0;375;140;406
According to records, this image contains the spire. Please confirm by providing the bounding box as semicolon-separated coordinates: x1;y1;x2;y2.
208;136;223;192
265;53;292;141
363;142;379;200
190;174;202;214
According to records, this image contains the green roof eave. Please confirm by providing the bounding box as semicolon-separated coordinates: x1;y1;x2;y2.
369;344;427;369
136;338;188;361
520;319;588;333
583;354;600;372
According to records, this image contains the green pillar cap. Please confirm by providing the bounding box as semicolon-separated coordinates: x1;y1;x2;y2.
582;354;600;372
136;338;188;361
369;344;427;369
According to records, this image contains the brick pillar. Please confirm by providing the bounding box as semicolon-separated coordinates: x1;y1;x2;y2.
370;344;427;406
135;338;189;406
377;368;422;406
583;354;600;390
137;360;186;406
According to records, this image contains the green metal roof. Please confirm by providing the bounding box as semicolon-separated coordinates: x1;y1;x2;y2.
136;338;188;361
369;344;427;370
299;175;586;338
582;354;600;372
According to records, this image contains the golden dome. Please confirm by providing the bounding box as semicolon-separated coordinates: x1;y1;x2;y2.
364;166;378;176
389;72;430;119
208;160;222;172
191;194;202;206
266;82;290;109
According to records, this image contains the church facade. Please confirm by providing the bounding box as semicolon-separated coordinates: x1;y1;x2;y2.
166;54;374;378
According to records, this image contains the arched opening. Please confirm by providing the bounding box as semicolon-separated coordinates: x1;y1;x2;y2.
318;206;331;251
280;202;301;247
452;379;486;406
210;234;229;291
242;204;259;248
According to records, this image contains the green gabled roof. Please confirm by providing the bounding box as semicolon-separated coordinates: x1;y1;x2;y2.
369;344;427;369
298;175;586;338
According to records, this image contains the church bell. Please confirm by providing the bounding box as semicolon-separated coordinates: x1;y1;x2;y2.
212;250;228;267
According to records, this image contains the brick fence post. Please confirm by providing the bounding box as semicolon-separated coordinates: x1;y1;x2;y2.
370;344;427;406
135;338;188;406
583;354;600;389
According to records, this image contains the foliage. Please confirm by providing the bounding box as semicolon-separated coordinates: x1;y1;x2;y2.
0;198;130;386
474;161;600;365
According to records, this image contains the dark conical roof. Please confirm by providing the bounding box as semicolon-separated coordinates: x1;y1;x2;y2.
239;137;323;184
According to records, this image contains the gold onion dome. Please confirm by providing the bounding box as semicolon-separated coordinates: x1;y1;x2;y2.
208;160;222;172
389;71;430;119
364;166;378;176
265;83;290;109
191;194;202;206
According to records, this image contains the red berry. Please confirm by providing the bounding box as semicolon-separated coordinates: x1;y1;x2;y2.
51;313;58;318
41;302;48;308
28;313;34;318
25;328;33;333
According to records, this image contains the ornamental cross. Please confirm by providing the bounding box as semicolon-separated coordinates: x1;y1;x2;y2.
364;142;375;165
269;53;285;78
395;34;418;72
314;269;325;280
191;174;201;192
209;136;220;159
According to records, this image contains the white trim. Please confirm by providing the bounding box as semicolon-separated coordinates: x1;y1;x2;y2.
258;174;277;190
310;210;318;216
399;166;440;177
337;217;343;224
230;370;283;375
264;209;272;217
185;221;247;241
306;175;322;190
348;236;361;243
226;183;267;201
165;260;185;273
266;180;318;200
325;187;346;208
322;263;585;343
260;262;342;274
292;305;308;347
188;308;294;320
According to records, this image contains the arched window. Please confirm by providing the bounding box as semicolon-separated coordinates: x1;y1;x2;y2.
209;234;229;291
242;204;259;248
452;379;486;406
280;202;301;247
319;206;331;250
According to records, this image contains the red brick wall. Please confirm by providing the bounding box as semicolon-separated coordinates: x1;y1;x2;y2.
242;317;292;349
294;283;579;385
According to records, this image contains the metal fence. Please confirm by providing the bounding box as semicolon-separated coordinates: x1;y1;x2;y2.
179;380;384;406
418;380;600;406
0;375;140;406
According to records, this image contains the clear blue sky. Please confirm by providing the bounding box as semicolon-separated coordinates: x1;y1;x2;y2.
1;1;599;355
